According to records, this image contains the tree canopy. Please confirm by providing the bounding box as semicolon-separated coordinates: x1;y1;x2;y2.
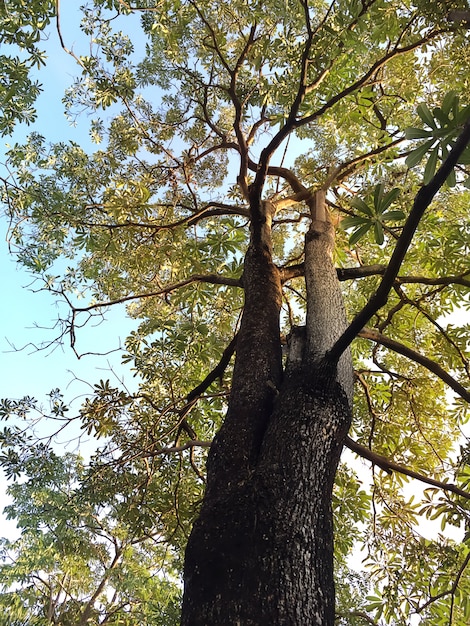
1;0;470;624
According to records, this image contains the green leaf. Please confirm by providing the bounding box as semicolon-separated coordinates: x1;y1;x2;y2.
458;146;470;165
433;107;449;127
424;145;439;184
405;127;432;139
373;182;385;209
405;139;435;168
382;209;405;222
377;187;400;214
441;90;458;116
373;221;384;245
350;197;373;216
417;103;437;129
349;222;372;245
447;167;457;187
341;215;370;229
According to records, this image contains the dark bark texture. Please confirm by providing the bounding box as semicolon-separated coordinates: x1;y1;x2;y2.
182;196;353;625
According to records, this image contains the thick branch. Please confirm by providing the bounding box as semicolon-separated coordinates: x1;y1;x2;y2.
229;24;258;198
83;202;249;232
280;263;389;282
397;272;470;289
281;263;470;286
358;328;470;403
249;2;315;208
328;118;470;363
345;436;470;500
248;159;309;196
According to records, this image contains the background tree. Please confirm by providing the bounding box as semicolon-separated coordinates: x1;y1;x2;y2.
0;433;181;626
1;0;470;624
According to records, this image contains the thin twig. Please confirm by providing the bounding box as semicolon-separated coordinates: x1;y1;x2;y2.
55;0;86;69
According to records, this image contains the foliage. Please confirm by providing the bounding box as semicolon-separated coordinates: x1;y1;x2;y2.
1;0;470;623
0;0;55;135
0;431;181;625
405;93;470;187
341;183;404;245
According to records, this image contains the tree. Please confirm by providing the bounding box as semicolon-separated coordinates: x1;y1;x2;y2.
0;431;181;625
1;0;470;624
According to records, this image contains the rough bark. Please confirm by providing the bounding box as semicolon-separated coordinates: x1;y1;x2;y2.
181;194;352;625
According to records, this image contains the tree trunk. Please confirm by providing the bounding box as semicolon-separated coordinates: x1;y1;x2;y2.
181;194;352;625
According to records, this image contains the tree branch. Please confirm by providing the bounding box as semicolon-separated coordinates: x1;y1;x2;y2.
83;202;249;232
186;334;238;403
55;0;86;70
280;262;470;287
250;0;315;207
397;272;470;289
345;436;470;500
326;136;405;186
79;547;123;626
295;28;452;131
151;440;212;455
416;550;470;614
358;328;470;403
327;118;470;363
68;274;242;314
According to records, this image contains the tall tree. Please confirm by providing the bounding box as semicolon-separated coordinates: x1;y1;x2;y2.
1;0;470;624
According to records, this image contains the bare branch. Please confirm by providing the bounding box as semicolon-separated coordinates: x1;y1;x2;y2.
55;0;86;70
336;264;387;281
83;202;249;232
68;273;242;314
335;610;380;626
152;440;212;455
397;272;470;289
186;334;237;403
280;262;470;292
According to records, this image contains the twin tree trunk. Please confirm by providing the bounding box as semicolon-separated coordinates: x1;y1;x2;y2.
182;192;353;625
